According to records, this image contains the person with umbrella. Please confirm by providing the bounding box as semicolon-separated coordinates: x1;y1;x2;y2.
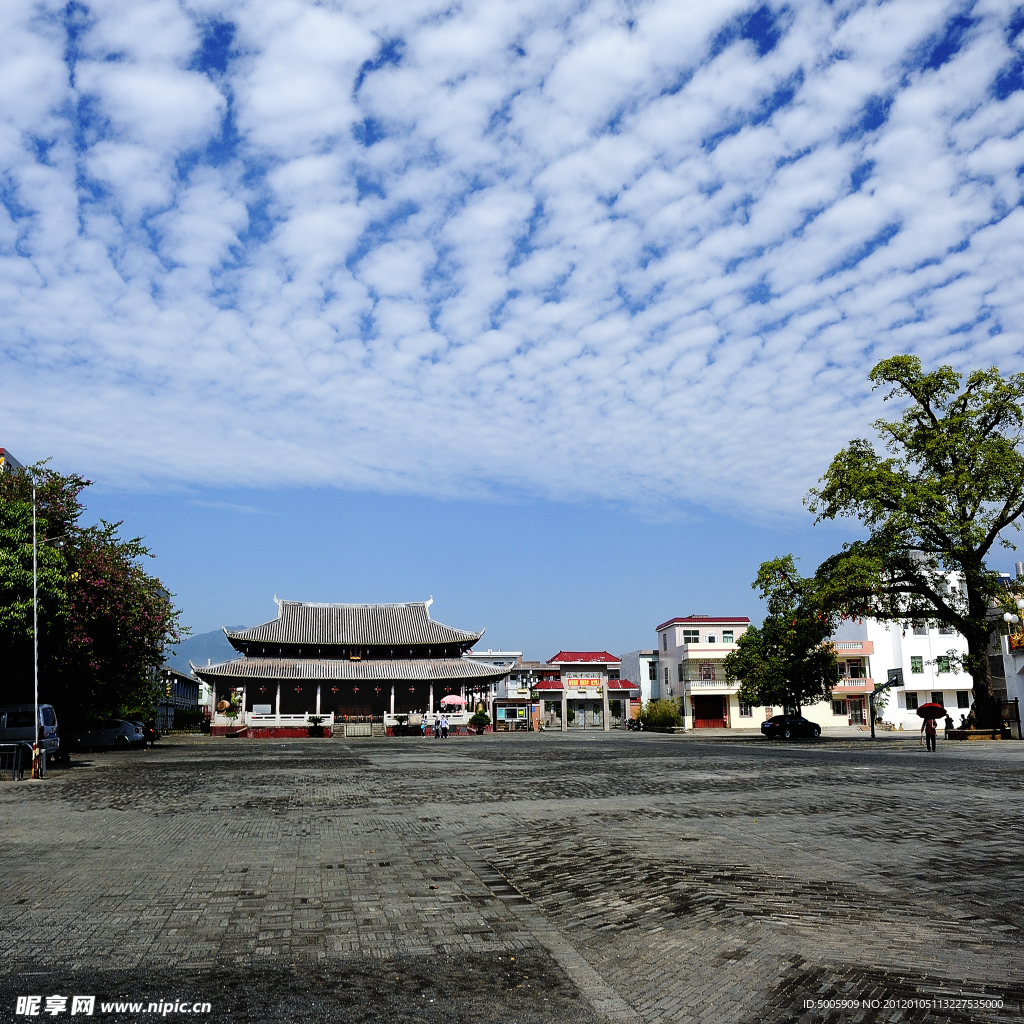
917;702;945;751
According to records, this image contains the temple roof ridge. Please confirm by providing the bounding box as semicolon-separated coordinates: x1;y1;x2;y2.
224;598;483;649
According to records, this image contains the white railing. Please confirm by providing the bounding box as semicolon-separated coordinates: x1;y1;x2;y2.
835;642;865;650
834;678;872;689
383;710;473;728
688;680;736;689
244;712;335;725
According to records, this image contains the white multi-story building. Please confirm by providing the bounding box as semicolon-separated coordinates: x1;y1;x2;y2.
655;616;752;729
619;650;659;704
798;616;974;732
464;649;522;705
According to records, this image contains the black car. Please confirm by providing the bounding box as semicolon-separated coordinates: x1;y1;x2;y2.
761;714;820;740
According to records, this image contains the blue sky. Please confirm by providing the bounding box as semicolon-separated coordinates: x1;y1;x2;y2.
4;0;1024;658
83;483;868;661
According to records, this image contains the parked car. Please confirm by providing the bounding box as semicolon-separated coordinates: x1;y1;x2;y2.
0;704;60;760
128;720;160;745
73;719;146;750
761;714;821;740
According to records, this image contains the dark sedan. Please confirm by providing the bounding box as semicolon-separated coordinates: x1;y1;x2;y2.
761;714;821;740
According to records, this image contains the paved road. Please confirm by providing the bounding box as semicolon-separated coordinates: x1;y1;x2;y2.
1;733;1022;1023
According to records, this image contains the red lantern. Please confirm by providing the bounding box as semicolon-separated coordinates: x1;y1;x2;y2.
352;686;360;694
374;687;382;694
330;687;338;693
295;686;302;693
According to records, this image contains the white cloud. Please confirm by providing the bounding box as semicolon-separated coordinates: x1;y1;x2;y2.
1;0;1024;517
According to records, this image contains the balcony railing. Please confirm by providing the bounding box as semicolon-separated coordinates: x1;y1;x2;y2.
834;677;873;689
832;640;874;654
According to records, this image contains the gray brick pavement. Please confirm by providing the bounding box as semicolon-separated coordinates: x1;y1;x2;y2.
1;733;1022;1023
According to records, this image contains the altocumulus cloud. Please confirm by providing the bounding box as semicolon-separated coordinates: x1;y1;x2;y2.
2;0;1024;515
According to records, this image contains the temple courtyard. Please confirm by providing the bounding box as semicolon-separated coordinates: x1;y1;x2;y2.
2;733;1023;1024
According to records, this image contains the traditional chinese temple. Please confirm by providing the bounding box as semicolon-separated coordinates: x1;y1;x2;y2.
193;598;511;736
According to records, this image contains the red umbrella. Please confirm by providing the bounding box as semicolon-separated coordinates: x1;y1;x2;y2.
440;695;467;706
916;703;946;720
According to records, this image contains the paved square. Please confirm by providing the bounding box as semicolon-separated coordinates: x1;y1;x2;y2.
2;733;1023;1023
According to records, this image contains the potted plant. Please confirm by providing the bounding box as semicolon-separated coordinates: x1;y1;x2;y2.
307;715;326;738
469;710;491;735
218;689;243;735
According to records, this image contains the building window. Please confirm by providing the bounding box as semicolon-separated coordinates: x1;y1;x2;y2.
847;659;864;679
706;634;717;644
906;692;918;710
939;625;953;635
739;701;752;717
662;633;667;651
678;663;685;683
664;667;669;687
648;662;657;681
931;691;944;706
936;656;950;674
957;690;970;708
723;631;734;643
699;663;715;681
682;630;699;644
910;656;923;674
913;623;928;636
832;699;848;716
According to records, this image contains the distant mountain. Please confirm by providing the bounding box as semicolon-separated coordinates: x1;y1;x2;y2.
165;627;245;674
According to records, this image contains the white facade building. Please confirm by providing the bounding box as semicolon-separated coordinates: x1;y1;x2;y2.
619;650;659;704
798;616;974;732
464;649;522;705
655;616;752;729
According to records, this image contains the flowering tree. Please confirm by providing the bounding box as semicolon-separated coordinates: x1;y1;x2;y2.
0;463;185;721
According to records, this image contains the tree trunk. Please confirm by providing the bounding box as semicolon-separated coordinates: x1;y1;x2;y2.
965;630;1001;729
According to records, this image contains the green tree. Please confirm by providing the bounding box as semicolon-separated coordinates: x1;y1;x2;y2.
639;698;683;729
724;556;837;712
807;356;1024;728
0;462;185;721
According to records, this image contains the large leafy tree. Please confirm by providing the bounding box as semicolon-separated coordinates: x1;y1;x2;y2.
807;356;1024;729
0;462;185;721
724;556;837;712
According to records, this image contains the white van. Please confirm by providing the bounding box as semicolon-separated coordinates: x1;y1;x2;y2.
0;704;61;759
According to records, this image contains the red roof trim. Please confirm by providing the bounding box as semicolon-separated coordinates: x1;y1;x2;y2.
547;651;620;664
656;617;750;631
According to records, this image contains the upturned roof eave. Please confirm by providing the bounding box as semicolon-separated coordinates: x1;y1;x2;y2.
193;656;511;683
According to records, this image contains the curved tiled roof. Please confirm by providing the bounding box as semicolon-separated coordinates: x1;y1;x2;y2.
225;599;483;648
192;657;511;682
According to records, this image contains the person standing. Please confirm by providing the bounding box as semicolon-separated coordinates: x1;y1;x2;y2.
440;715;449;739
433;716;440;739
924;715;937;752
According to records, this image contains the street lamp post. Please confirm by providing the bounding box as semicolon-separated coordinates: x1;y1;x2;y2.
32;483;40;778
